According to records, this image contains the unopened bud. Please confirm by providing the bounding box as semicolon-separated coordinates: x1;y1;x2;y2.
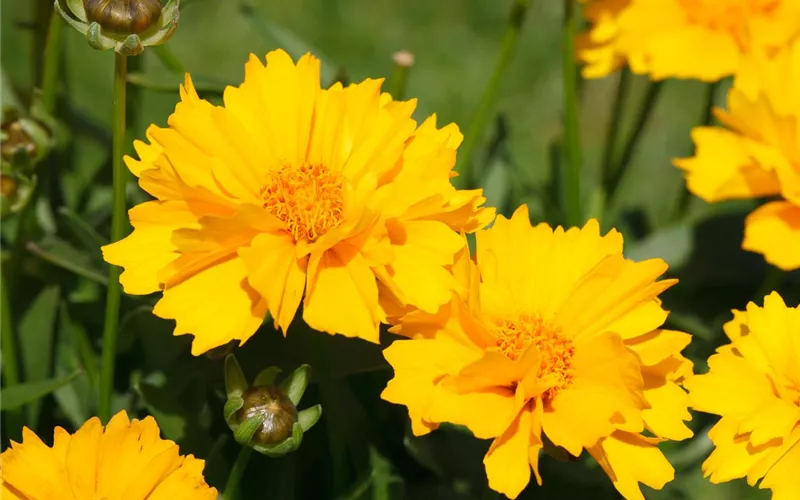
55;0;180;56
236;385;298;445
84;0;163;34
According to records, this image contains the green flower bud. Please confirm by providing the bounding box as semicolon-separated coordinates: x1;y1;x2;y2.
55;0;180;56
223;354;322;457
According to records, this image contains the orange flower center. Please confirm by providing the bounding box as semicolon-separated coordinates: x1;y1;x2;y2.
679;0;780;50
260;163;345;242
493;314;576;402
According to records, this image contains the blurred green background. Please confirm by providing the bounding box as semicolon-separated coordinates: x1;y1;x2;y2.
1;0;790;498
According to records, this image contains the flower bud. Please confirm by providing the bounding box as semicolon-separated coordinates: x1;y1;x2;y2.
223;354;322;457
55;0;180;56
236;385;298;445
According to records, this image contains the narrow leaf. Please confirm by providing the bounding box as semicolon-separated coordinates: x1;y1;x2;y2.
19;286;60;427
224;354;248;398
2;371;81;410
279;364;310;406
298;404;322;433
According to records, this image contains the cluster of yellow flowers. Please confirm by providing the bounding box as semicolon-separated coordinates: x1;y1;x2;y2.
4;0;800;496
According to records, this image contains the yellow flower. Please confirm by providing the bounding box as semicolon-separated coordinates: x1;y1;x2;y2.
0;410;216;499
675;39;800;270
684;292;800;500
102;49;493;354
381;206;693;500
578;0;800;81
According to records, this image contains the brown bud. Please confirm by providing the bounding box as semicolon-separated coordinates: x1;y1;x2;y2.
236;385;298;445
1;175;17;199
83;0;163;34
1;121;36;162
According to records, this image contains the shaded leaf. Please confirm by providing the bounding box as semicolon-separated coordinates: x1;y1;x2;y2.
26;236;107;284
2;371;81;411
19;285;60;427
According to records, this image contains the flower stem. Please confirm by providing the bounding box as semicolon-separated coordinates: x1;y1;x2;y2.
458;0;531;188
606;80;663;212
601;69;631;199
387;51;414;101
223;446;252;500
40;12;63;113
99;53;128;423
560;0;583;227
1;273;23;440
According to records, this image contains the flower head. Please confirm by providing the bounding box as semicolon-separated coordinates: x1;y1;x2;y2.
674;38;800;269
381;206;693;499
0;410;216;499
578;0;800;81
685;292;800;500
102;49;493;355
55;0;180;56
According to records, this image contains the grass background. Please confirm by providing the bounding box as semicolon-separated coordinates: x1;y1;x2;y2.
1;0;790;498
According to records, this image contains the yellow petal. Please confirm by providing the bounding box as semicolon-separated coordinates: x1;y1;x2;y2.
484;404;533;499
0;427;71;499
65;416;103;497
426;384;517;439
744;292;800;394
702;416;781;484
674;127;781;203
303;243;382;342
102;201;199;295
148;455;218;500
153;256;267;355
743;201;800;270
240;231;307;333
588;431;674;500
542;333;647;456
626;329;692;367
641;369;693;441
760;432;800;500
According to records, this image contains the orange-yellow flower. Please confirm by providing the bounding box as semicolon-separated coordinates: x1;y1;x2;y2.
578;0;800;81
381;206;693;500
0;410;216;499
685;292;800;500
102;49;493;354
675;39;800;270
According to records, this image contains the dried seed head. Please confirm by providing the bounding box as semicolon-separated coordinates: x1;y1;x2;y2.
83;0;163;34
236;385;298;445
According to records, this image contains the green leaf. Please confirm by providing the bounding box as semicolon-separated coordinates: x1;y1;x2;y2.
234;413;265;445
225;354;249;399
58;206;106;251
253;366;282;388
19;286;60;427
480;154;510;215
626;223;693;270
279;364;310;406
26;236;107;284
298;404;322;433
126;71;227;94
2;371;81;411
224;396;244;425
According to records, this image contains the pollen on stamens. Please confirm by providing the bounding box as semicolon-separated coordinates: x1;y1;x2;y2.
260;163;345;242
493;313;576;402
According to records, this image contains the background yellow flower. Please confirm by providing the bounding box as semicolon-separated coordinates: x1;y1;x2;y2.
381;206;693;499
0;410;216;500
675;39;800;269
102;49;493;355
579;0;800;81
685;292;800;500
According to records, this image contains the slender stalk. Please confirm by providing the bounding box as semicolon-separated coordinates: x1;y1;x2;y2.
1;274;23;440
152;44;186;74
458;0;531;188
601;69;631;196
99;53;128;423
606;80;664;205
387;51;414;101
41;13;63;113
223;446;252;500
561;0;582;227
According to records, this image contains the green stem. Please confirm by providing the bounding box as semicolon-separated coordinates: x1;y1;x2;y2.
754;266;784;303
387;51;414;100
40;13;63;114
99;53;128;423
1;273;24;440
223;446;252;500
153;44;186;74
458;0;531;188
561;0;582;227
606;80;663;207
601;69;630;197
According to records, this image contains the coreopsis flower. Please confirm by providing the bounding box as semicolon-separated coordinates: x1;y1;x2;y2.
685;292;800;500
102;49;493;355
674;39;800;269
578;0;800;81
0;410;217;499
381;206;693;500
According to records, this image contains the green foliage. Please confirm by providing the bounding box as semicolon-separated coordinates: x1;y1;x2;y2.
0;1;792;499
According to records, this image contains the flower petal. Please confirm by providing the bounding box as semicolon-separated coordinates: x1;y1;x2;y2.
484;404;533;499
743;201;800;270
